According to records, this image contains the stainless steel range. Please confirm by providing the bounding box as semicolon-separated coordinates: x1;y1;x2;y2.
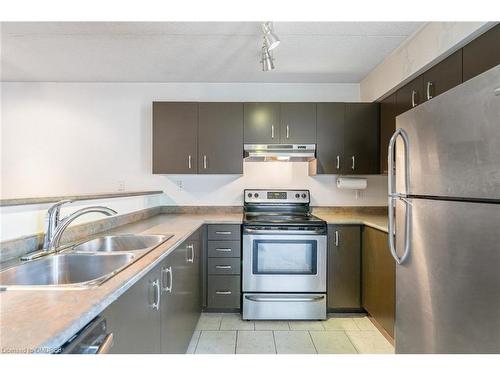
242;189;327;320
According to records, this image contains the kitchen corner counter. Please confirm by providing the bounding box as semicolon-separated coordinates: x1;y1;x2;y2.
0;213;242;354
0;209;387;353
315;212;388;233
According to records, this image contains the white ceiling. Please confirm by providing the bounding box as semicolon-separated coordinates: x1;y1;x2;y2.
1;22;424;83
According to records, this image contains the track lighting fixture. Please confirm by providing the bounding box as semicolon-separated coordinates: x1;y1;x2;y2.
261;22;280;51
261;44;275;71
260;22;280;71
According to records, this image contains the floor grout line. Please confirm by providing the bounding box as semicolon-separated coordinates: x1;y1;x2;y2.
344;330;360;354
272;330;278;354
308;330;319;354
193;330;201;354
234;330;238;354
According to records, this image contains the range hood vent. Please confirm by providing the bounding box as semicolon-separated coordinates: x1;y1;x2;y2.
244;144;316;162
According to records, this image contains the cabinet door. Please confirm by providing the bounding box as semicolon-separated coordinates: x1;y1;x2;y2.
280;103;316;143
315;103;345;174
379;94;397;175
152;102;198;174
344;103;380;174
362;226;395;338
160;235;202;354
198;103;243;174
244;102;280;143
160;240;198;353
101;265;161;353
463;23;500;82
423;49;463;101
327;225;361;309
395;75;424;115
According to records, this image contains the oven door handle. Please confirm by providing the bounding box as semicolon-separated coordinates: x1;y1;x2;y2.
244;295;325;303
243;228;325;235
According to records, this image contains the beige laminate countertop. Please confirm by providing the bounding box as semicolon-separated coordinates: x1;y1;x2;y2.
0;211;387;353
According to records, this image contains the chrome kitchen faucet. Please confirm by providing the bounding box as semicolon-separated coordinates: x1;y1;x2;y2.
21;200;117;261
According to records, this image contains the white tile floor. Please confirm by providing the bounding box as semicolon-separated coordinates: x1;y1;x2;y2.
188;313;394;354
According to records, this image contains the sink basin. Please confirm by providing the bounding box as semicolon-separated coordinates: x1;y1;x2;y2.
73;234;171;252
0;253;135;289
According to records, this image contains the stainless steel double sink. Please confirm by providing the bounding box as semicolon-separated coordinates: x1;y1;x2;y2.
0;234;171;290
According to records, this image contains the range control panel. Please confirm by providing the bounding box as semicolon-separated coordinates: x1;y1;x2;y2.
244;189;310;204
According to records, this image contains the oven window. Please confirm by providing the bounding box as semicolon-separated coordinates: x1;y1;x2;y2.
252;240;317;275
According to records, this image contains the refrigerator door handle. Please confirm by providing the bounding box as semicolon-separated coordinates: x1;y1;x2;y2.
388;196;412;265
388;128;410;197
388;127;411;265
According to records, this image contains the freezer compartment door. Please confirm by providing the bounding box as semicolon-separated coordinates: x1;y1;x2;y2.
395;65;500;200
243;293;326;320
395;198;500;353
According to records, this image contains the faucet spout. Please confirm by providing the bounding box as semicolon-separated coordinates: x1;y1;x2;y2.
48;206;117;252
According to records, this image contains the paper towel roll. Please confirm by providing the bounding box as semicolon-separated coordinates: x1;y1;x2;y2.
336;177;367;190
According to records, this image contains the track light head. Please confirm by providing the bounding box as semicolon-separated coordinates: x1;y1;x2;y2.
260;44;275;71
262;22;280;51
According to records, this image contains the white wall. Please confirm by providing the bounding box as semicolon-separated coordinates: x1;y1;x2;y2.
1;81;388;241
360;22;491;101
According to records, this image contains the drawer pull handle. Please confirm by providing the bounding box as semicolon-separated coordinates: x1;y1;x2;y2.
215;248;232;252
245;295;324;302
215;265;232;269
215;290;232;295
215;231;232;235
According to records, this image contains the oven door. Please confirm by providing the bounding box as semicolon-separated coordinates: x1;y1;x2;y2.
242;229;327;293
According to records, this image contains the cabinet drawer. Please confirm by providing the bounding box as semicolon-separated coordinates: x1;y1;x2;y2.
207;240;241;258
208;258;241;275
207;276;241;309
207;224;241;241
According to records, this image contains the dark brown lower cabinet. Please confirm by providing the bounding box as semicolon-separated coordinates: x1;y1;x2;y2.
362;226;395;338
101;263;162;354
204;224;242;311
101;229;202;354
327;225;361;310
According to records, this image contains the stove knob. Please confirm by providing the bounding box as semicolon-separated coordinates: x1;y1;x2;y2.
247;193;253;198
254;193;259;198
301;193;307;198
295;193;300;198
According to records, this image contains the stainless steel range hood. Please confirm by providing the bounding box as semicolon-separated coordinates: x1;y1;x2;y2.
244;144;316;162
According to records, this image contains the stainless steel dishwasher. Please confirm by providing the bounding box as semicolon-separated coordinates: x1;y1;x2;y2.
58;316;113;354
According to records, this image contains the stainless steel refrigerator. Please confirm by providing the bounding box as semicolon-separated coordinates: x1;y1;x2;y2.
388;65;500;354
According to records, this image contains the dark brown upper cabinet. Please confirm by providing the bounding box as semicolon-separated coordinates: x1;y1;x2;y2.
152;102;198;174
280;103;317;143
379;94;397;175
463;23;500;82
314;103;345;174
244;102;280;144
343;103;380;175
198;103;244;174
395;75;424;115
423;49;463;102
